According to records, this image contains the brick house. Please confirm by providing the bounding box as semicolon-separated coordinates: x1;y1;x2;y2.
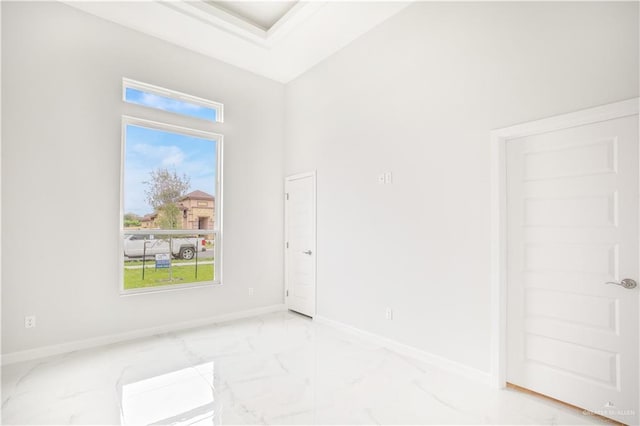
140;190;215;230
178;190;215;230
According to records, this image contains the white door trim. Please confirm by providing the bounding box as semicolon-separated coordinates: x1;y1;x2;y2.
490;98;640;389
284;170;317;316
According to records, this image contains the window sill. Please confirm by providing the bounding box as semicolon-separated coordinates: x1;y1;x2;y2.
120;280;221;297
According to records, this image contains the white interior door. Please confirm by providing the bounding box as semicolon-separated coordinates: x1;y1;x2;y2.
285;172;316;317
506;114;639;424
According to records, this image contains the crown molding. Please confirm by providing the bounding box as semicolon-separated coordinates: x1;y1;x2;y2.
160;1;326;49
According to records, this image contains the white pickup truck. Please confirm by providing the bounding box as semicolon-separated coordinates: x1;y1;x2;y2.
123;234;206;260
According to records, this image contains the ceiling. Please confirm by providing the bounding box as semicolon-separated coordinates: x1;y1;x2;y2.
211;1;298;30
63;1;412;83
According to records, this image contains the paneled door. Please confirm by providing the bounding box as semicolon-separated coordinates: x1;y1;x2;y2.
506;112;639;424
285;172;316;317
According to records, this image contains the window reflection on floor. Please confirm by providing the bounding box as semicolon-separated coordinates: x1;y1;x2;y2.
121;362;215;425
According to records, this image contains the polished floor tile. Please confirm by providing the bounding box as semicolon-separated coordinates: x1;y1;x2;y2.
2;311;607;425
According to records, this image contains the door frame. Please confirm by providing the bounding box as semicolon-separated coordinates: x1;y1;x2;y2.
489;98;640;389
284;171;317;317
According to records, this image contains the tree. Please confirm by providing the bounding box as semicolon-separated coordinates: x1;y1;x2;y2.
157;203;182;230
123;212;141;228
144;168;190;229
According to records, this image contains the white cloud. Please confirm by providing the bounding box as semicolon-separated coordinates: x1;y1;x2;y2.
140;92;204;113
131;144;185;167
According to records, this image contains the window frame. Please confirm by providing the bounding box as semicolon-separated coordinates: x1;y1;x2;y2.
119;115;224;295
122;78;224;123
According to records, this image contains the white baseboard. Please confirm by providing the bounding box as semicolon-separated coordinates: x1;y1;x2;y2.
314;315;491;386
2;304;286;366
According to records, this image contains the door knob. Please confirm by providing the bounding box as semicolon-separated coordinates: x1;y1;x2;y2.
605;278;637;289
302;250;312;255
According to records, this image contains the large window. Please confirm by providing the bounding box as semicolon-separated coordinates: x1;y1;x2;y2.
121;80;223;294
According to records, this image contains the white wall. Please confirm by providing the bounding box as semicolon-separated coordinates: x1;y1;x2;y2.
284;2;639;372
2;2;285;355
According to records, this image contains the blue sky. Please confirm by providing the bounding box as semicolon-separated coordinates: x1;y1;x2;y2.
124;124;217;216
125;88;217;122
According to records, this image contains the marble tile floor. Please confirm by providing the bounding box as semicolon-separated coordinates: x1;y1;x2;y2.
2;311;607;425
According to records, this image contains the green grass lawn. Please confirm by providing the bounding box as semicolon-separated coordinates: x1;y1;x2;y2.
124;263;214;289
125;258;207;265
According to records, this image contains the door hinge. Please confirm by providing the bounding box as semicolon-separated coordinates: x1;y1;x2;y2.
286;290;289;297
286;241;289;249
286;193;289;200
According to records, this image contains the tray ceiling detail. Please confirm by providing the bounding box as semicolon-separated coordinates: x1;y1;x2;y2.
62;0;411;83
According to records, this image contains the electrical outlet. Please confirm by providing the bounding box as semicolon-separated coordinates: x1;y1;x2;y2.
248;287;254;296
385;308;393;320
378;172;393;184
25;316;36;329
